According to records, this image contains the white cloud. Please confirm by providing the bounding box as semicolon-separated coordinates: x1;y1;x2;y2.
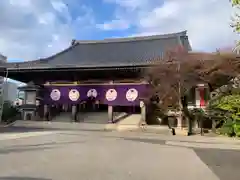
104;0;149;10
2;0;238;62
103;0;239;51
97;19;130;30
0;0;95;61
51;0;68;13
9;0;32;7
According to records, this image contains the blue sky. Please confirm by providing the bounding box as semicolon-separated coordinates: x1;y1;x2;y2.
0;0;239;63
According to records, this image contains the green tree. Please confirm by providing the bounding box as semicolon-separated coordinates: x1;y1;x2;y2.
232;0;240;5
208;94;240;137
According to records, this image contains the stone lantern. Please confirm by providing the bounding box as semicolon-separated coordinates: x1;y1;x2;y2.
18;82;42;120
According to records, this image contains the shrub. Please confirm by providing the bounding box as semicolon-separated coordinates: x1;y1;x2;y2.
1;101;19;123
208;94;240;137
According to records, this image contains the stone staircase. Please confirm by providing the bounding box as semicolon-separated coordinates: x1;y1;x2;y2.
10;112;172;134
79;112;108;124
51;111;127;124
9;112;133;132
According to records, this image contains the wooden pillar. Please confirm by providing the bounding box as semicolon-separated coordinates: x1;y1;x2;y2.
140;101;146;125
43;104;48;121
92;100;96;111
108;105;113;123
63;104;68;112
72;105;77;122
79;103;82;111
95;100;100;109
108;80;114;123
82;102;86;111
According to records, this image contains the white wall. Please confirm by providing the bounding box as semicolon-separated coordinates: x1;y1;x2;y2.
0;53;7;103
3;81;18;102
0;53;6;62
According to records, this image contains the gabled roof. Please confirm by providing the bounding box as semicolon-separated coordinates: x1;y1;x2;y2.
2;31;191;70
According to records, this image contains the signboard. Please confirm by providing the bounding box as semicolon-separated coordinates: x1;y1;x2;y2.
43;84;148;106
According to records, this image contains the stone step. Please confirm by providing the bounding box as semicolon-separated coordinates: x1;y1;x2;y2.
51;112;127;124
12;120;106;131
52;112;72;122
116;114;142;132
104;123;117;131
141;125;172;135
117;114;141;125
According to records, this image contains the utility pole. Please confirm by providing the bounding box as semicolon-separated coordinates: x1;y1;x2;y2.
0;68;8;123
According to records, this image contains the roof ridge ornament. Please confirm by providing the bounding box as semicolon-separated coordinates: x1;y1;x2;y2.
71;39;77;46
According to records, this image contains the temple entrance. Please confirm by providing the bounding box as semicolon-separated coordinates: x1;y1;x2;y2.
114;105;141;114
47;100;109;122
45;97;141;123
75;98;108;124
50;104;71;115
79;97;108;112
49;104;72;122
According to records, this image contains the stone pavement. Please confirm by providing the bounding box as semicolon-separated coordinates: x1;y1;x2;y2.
0;126;240;180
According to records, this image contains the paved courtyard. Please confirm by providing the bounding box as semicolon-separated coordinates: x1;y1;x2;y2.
0;125;240;180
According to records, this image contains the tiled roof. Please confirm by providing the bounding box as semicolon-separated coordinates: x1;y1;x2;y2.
3;31;191;70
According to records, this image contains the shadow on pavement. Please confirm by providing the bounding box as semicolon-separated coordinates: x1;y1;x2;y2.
122;137;166;145
0;146;56;155
0;140;85;155
9;140;85;149
0;177;51;180
0;126;58;133
194;148;240;180
123;137;240;180
0;126;105;133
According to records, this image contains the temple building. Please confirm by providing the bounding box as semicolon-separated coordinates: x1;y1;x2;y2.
0;31;208;127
